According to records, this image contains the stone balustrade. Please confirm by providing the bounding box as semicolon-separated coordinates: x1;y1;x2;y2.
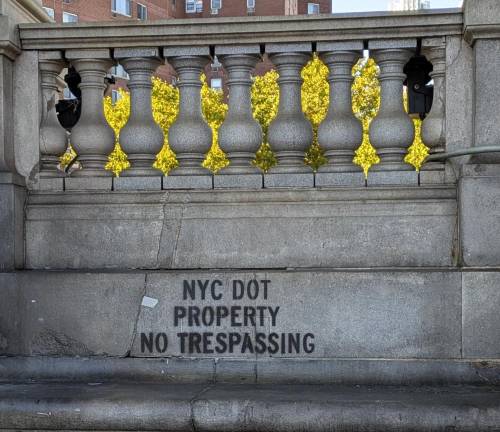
20;9;464;191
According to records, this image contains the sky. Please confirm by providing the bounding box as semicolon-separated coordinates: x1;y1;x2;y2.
332;0;463;13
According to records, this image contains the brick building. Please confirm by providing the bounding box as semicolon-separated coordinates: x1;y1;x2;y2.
174;0;331;18
41;0;173;23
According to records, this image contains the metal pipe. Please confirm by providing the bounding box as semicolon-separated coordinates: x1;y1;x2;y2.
425;146;500;161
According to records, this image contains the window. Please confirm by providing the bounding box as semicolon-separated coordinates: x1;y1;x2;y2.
137;3;147;20
43;7;55;19
112;0;131;16
110;64;129;80
211;78;222;90
247;0;255;8
211;0;221;8
63;87;77;100
111;90;122;105
62;12;78;23
186;0;203;13
307;3;320;14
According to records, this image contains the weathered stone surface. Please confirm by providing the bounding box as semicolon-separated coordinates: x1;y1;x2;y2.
460;168;500;266
65;176;112;191
0;356;215;384
444;36;473;171
2;382;500;432
0;273;20;355
463;272;500;359
0;182;25;270
214;174;263;189
264;173;314;188
470;39;500;163
0;272;145;356
367;170;418;186
114;176;162;191
25;188;457;269
130;271;461;359
315;172;365;187
163;174;213;189
193;384;500;432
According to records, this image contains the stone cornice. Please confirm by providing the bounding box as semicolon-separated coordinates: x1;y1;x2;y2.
19;8;463;51
0;39;21;60
464;24;500;46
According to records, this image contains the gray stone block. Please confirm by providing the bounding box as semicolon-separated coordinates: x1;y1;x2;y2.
315;172;365;187
0;382;201;431
164;46;210;57
114;176;162;191
216;359;257;384
193;384;500;432
368;38;417;50
463;272;500;359
215;44;261;55
266;43;312;53
130;271;461;359
114;47;159;59
460;172;500;266
0;357;215;384
38;176;64;191
419;168;446;185
470;39;500;163
1;272;146;356
25;188;457;269
264;173;314;188
163;175;213;190
0;183;25;270
317;40;364;52
65;176;113;191
214;174;263;189
0;273;20;355
367;170;418;186
65;48;111;59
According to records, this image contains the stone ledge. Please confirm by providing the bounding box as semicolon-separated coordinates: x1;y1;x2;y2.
1;357;499;387
0;382;499;431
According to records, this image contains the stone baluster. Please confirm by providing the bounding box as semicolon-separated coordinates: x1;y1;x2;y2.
316;42;364;187
216;45;262;188
38;51;67;191
65;49;114;190
266;43;313;188
114;48;164;190
368;40;416;185
421;38;446;184
164;47;212;189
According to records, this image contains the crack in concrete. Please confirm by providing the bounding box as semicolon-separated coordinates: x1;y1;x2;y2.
171;204;186;269
125;273;148;357
155;192;170;269
189;384;214;432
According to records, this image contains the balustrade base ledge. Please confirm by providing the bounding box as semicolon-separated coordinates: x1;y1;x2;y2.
214;173;263;189
264;173;315;188
37;177;64;192
367;171;419;187
315;172;366;187
114;176;162;191
65;177;113;191
163;174;213;190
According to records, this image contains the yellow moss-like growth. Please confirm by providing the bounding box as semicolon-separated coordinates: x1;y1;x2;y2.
251;70;280;172
103;88;131;176
151;76;180;175
352;57;381;176
405;119;430;171
302;54;329;171
200;74;229;173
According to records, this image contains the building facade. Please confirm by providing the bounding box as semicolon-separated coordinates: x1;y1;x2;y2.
388;0;431;11
42;0;331;23
173;0;331;18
